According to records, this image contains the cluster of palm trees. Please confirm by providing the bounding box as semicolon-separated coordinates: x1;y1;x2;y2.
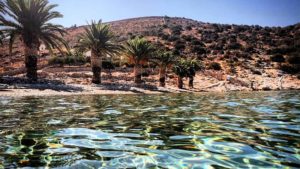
173;58;202;89
0;0;202;89
78;22;201;89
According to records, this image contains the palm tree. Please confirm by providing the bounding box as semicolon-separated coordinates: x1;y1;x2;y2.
78;20;121;84
186;59;202;88
173;58;188;89
0;0;5;45
153;50;177;87
0;0;68;81
173;58;201;89
0;1;4;11
123;37;155;84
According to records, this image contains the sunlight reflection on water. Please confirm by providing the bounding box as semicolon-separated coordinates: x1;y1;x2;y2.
0;91;300;168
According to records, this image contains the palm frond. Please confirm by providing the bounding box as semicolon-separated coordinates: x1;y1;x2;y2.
123;37;155;64
77;20;121;57
152;50;177;67
173;58;202;77
0;0;67;52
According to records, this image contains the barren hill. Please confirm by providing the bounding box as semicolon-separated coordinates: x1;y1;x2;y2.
1;16;300;78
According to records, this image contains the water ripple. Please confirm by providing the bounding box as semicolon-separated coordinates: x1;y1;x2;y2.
0;91;299;168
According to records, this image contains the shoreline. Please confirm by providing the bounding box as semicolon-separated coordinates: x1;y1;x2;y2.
1;67;300;98
1;83;299;98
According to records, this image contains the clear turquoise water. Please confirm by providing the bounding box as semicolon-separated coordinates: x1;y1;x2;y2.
0;91;300;168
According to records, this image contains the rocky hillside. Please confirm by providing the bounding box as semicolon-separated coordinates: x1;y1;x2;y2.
1;16;300;77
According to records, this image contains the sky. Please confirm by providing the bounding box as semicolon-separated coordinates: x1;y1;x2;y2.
49;0;300;28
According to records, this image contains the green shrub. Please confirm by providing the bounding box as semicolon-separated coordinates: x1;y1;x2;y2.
173;49;180;55
48;54;87;66
207;62;222;71
236;52;251;59
66;55;86;65
182;35;192;42
287;55;300;65
102;60;115;69
269;46;296;55
197;29;202;34
171;25;183;35
185;25;192;31
161;33;169;40
226;42;242;50
174;41;185;51
112;61;120;67
191;39;205;46
192;46;206;55
280;64;300;74
168;35;180;42
244;46;255;53
141;71;150;77
251;69;262;75
270;54;285;63
210;43;223;51
48;56;65;66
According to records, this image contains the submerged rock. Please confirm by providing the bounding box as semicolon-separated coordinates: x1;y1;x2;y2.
0;84;9;89
103;109;123;115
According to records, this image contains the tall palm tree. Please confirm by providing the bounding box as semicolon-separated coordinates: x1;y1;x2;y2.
153;50;177;87
0;0;68;81
0;0;5;45
78;20;121;84
123;37;155;84
0;1;4;12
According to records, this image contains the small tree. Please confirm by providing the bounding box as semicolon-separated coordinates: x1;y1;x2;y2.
152;50;177;87
186;59;202;88
173;58;188;89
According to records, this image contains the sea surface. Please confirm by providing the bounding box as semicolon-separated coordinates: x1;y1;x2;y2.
0;91;300;168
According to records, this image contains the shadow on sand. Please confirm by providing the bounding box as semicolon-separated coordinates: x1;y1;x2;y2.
93;82;171;94
0;77;84;92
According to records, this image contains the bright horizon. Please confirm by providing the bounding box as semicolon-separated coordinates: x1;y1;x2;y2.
49;0;300;28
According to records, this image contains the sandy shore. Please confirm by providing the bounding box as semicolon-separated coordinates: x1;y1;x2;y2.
1;66;300;97
0;84;169;97
0;81;299;97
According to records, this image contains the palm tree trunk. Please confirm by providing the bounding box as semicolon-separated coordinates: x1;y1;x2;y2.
159;66;167;87
91;50;102;84
134;64;142;84
24;44;38;81
189;76;194;89
177;76;183;89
